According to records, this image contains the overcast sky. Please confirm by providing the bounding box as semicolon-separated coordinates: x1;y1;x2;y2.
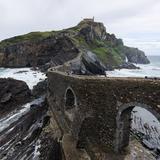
0;0;160;55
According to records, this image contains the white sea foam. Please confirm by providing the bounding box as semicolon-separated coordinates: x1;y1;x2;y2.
33;139;41;160
0;68;46;89
106;64;160;78
0;96;45;132
106;56;160;78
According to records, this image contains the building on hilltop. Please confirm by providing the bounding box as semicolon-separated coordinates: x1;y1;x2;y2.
83;17;94;22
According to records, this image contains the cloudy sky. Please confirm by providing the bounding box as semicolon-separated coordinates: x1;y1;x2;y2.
0;0;160;55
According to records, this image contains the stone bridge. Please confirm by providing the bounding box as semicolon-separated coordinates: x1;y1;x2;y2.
47;69;160;158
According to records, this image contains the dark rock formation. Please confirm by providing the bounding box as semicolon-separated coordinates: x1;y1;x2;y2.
118;62;140;69
71;51;107;75
0;78;31;116
32;79;47;98
81;51;107;75
0;96;50;160
39;130;62;160
0;36;79;69
123;47;150;64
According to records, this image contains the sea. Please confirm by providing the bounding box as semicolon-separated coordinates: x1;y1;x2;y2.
106;56;160;78
0;68;46;89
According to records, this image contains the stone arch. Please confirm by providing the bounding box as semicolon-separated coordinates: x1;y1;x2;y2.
64;87;77;110
115;102;160;153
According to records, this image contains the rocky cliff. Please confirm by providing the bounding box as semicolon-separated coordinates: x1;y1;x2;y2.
0;19;150;74
0;36;79;68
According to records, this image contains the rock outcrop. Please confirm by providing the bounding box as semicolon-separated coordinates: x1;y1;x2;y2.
71;51;107;75
78;20;107;42
118;62;140;69
32;79;47;98
0;19;150;73
123;47;150;64
0;36;79;68
0;96;52;160
0;78;31;116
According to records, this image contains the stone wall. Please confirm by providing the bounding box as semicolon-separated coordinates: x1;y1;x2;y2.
47;70;160;154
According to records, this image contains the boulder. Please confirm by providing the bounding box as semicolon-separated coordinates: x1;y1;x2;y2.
0;78;31;115
71;51;106;75
32;79;47;98
118;62;140;69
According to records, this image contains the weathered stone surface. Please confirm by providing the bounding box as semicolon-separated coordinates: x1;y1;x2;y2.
0;78;31;115
47;69;160;156
1;92;12;103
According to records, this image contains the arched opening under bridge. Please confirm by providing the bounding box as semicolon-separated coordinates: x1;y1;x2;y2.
115;103;160;156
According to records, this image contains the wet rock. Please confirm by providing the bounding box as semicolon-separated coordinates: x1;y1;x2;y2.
39;130;62;160
32;79;47;98
118;62;140;69
0;96;48;160
1;92;12;103
0;78;31;116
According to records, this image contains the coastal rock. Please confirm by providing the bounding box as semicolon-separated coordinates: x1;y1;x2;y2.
118;62;140;69
124;47;150;64
1;92;12;103
0;36;79;69
0;78;31;115
39;130;62;160
32;79;47;98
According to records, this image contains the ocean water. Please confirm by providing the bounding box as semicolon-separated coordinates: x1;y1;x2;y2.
106;56;160;77
0;68;46;89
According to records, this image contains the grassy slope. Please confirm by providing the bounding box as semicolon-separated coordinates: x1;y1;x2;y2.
0;31;55;49
73;36;125;67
